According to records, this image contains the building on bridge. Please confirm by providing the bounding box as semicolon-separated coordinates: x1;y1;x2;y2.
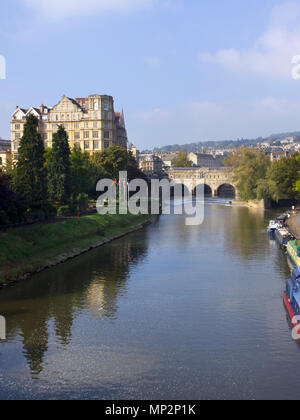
188;152;225;168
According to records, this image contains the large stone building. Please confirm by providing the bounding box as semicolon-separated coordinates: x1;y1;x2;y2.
139;154;163;176
11;94;128;160
0;138;11;170
188;152;225;168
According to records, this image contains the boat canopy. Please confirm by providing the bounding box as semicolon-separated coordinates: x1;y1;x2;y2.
276;214;287;222
292;266;300;281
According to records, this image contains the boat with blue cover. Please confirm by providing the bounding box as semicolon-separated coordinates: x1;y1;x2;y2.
283;267;300;336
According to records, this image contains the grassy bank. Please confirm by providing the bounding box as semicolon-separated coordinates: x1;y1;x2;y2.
0;213;152;284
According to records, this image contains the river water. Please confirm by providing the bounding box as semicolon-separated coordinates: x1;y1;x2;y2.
0;200;298;400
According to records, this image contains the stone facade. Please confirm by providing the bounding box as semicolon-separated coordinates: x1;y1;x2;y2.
11;94;128;160
188;152;224;168
139;154;163;176
167;167;237;197
0;139;11;170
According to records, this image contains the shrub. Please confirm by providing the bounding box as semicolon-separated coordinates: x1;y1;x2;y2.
57;205;73;217
0;211;9;226
76;193;89;212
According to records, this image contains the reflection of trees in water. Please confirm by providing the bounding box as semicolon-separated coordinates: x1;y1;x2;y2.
0;232;149;376
224;206;268;260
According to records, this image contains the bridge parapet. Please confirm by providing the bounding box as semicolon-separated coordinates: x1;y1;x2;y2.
167;167;238;197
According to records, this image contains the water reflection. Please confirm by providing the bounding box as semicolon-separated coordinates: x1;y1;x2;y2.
0;233;149;376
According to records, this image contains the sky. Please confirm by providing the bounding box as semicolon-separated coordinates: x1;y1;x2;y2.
1;0;300;149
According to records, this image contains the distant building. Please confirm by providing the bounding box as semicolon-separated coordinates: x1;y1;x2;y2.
139;154;163;176
130;145;140;163
11;94;128;161
270;149;289;161
0;139;11;170
188;152;224;168
155;152;178;168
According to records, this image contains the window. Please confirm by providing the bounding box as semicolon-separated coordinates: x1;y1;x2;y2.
67;114;70;121
103;112;108;120
93;141;99;150
103;102;109;111
104;141;109;149
103;131;110;139
94;101;99;111
93;131;99;138
61;114;65;121
15;133;21;139
93;122;98;128
15;124;20;130
84;141;90;150
61;104;64;111
53;124;58;130
93;113;98;120
43;133;48;140
103;121;108;128
43;116;48;121
75;123;80;129
56;115;59;121
74;132;80;139
64;124;68;129
84;122;89;128
74;142;80;149
78;114;81;120
84;131;90;139
13;142;19;150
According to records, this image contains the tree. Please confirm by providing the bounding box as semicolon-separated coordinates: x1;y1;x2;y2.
70;146;93;197
233;148;270;200
172;149;192;168
90;145;134;181
0;173;25;224
47;126;71;203
14;115;47;208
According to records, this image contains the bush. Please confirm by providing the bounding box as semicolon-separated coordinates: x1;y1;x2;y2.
0;211;9;226
57;205;73;217
76;193;89;212
26;209;46;221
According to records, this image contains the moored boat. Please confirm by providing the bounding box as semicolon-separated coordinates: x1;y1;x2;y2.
283;267;300;337
287;241;300;267
275;228;293;246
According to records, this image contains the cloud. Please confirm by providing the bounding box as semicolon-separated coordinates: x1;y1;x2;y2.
145;56;163;68
135;107;171;122
130;97;300;148
199;2;300;80
22;0;157;19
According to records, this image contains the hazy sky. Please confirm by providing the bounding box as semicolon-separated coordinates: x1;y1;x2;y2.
1;0;300;149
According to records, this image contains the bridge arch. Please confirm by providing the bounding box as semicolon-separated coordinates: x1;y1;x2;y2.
216;183;236;198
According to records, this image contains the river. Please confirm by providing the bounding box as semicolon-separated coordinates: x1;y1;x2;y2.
0;200;298;400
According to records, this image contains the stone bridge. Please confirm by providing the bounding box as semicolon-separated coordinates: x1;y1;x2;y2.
167;167;238;198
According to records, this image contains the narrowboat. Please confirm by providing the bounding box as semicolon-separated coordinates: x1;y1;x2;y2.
283;267;300;337
275;228;293;247
287;241;300;267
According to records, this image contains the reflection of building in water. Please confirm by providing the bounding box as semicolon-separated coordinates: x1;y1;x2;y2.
0;231;149;376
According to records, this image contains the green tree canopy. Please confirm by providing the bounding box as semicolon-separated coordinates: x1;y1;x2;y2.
47;126;71;203
172;149;192;168
70;146;93;197
233;148;270;201
15;115;47;208
90;145;136;181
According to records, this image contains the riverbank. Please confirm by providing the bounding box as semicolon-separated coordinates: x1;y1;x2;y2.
0;213;153;287
286;212;300;240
